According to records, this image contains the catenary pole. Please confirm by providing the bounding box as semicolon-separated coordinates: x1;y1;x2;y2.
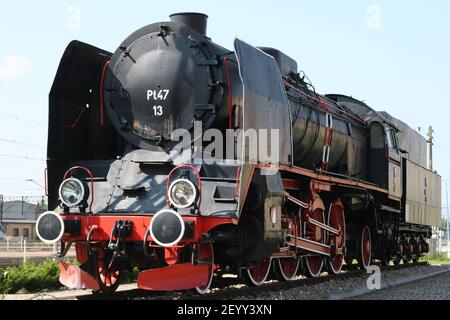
446;179;450;258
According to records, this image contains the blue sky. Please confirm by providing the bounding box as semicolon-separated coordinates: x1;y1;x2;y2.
0;1;449;214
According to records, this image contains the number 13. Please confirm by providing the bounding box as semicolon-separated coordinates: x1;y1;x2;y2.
153;105;163;116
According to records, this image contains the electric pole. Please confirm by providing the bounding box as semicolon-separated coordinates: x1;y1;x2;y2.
0;194;3;225
427;126;434;171
26;179;45;190
446;180;450;258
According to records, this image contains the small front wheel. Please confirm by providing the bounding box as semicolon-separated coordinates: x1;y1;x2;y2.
96;266;122;294
192;241;215;295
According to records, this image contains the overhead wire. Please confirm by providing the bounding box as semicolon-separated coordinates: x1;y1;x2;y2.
0;154;45;161
0;111;46;127
0;165;43;170
0;138;46;150
0;177;30;181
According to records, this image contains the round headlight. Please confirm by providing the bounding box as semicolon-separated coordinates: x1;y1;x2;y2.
36;211;65;244
149;209;185;247
168;179;197;208
59;178;85;207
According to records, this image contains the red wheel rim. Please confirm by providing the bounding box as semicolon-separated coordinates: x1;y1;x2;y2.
94;247;122;293
277;258;300;281
305;207;325;277
306;208;325;242
247;259;271;285
327;200;345;274
306;255;323;277
276;213;300;281
193;242;214;294
360;226;371;269
98;267;120;287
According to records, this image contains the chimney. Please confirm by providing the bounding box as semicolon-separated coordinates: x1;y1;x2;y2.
170;12;208;36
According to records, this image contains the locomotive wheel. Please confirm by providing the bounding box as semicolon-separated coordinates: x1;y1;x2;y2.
275;212;301;281
422;241;429;254
304;198;325;278
243;259;272;286
409;241;414;257
344;257;354;266
394;242;404;265
91;248;123;294
380;256;391;269
413;241;422;263
411;238;420;263
304;255;324;278
326;199;346;274
404;240;413;264
380;246;391;269
192;242;215;294
392;256;400;266
402;242;410;264
275;257;300;281
96;266;122;294
357;225;372;270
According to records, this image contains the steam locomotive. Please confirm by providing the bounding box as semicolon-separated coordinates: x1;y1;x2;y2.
36;13;441;293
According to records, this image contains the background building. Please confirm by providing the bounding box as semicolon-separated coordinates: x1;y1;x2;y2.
0;224;6;239
0;199;45;240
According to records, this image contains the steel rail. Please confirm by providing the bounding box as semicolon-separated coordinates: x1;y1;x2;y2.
73;261;429;300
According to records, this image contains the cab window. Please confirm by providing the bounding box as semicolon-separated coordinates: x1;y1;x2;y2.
385;125;399;152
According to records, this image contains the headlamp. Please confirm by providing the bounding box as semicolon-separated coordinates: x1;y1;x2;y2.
59;178;85;207
168;179;197;208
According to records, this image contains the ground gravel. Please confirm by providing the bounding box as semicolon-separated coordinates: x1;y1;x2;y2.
353;269;450;300
230;265;450;300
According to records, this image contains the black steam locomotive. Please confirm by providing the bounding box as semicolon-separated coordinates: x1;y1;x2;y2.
36;13;441;293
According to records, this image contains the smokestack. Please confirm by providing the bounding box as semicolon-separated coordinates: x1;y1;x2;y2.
170;12;208;36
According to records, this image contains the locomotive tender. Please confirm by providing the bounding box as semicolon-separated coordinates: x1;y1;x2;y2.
36;13;441;293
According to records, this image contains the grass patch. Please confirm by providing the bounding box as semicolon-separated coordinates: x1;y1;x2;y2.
122;266;140;284
0;259;140;295
420;253;450;265
0;260;62;294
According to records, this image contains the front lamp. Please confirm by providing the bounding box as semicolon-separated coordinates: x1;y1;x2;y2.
168;179;198;209
58;177;85;207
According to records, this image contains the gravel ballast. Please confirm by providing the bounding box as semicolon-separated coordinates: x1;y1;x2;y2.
230;264;450;300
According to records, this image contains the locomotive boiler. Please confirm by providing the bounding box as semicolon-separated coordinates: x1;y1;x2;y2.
36;12;441;293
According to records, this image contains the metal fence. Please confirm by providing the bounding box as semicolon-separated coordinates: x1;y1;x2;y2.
0;236;57;252
430;231;449;256
0;237;64;267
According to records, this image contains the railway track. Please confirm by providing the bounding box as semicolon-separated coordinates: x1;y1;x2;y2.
74;261;429;300
189;261;429;300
